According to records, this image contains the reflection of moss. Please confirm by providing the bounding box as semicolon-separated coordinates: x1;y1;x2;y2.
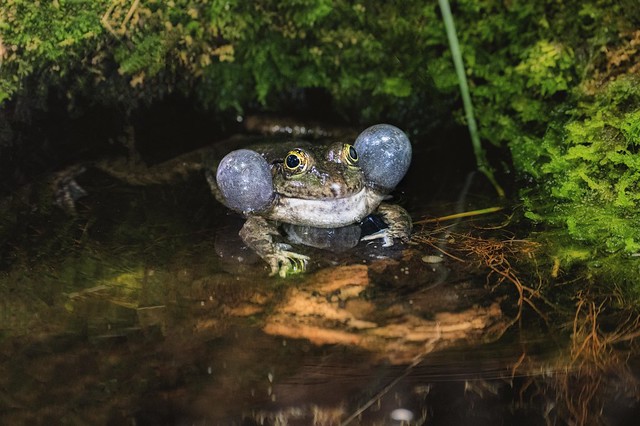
65;269;145;311
0;179;225;336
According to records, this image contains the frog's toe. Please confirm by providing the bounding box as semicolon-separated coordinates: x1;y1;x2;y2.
281;252;310;277
361;228;409;247
361;229;394;247
267;246;310;277
216;149;274;214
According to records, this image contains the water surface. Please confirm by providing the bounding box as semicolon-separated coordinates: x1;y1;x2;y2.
1;131;638;425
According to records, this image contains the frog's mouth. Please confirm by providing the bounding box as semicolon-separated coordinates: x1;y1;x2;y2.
268;188;383;228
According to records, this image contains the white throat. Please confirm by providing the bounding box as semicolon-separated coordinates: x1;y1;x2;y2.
268;188;383;228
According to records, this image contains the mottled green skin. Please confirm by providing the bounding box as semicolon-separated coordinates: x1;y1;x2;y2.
251;141;364;200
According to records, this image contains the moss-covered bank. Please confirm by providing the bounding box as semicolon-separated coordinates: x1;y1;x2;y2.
0;0;446;120
3;1;640;293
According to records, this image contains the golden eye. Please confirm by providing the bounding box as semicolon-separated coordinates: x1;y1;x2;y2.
342;144;359;166
284;149;310;174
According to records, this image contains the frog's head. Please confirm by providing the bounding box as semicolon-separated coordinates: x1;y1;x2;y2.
215;124;411;226
271;123;413;200
271;141;364;199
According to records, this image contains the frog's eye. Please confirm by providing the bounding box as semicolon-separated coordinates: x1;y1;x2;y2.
284;149;310;174
341;144;359;166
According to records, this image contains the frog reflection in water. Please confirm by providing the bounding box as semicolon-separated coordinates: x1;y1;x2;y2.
209;124;412;277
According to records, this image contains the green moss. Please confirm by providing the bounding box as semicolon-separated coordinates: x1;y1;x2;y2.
439;0;640;293
114;33;168;77
0;0;106;101
520;74;640;252
0;0;445;117
515;40;574;96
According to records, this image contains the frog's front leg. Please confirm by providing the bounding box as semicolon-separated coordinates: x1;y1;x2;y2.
214;148;308;277
239;216;310;278
361;203;412;247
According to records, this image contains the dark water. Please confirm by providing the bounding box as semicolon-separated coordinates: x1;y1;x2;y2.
1;127;639;425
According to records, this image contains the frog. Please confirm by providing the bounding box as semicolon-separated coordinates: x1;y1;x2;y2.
50;120;412;277
208;123;412;277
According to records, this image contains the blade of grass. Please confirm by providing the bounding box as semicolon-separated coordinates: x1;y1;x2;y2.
413;206;504;225
438;0;505;197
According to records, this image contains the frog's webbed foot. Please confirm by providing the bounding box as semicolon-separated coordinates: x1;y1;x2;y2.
51;165;88;215
361;203;412;247
269;243;310;277
239;216;310;277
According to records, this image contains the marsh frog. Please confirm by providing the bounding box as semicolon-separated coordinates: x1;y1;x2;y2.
53;122;412;277
209;124;412;277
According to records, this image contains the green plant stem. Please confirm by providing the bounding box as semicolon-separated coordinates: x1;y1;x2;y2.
413;206;504;225
438;0;505;197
